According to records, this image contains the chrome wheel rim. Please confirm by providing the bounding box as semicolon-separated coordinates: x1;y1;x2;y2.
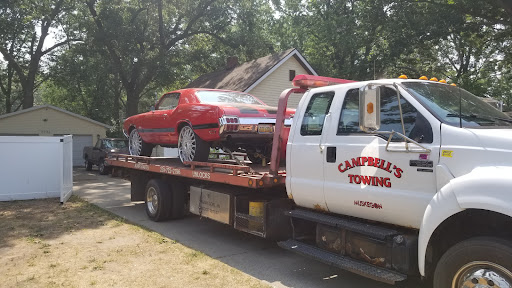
453;261;512;288
129;129;142;156
146;187;158;216
178;126;196;163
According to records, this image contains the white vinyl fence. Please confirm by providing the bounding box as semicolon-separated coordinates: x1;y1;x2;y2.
0;136;73;203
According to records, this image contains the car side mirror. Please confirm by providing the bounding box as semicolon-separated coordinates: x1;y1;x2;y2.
150;106;155;111
359;85;381;132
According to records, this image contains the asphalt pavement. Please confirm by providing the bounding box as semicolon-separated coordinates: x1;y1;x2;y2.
73;168;396;288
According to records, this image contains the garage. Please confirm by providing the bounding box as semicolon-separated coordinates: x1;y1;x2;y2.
0;105;111;166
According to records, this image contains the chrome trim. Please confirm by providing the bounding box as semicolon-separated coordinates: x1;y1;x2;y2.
238;117;293;126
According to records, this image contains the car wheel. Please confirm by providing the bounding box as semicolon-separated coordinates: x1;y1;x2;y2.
178;125;209;164
433;237;512;288
85;158;92;171
98;159;110;175
129;128;153;156
145;179;170;222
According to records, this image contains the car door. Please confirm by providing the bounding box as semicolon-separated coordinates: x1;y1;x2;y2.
287;89;335;211
92;139;103;164
322;85;440;228
144;93;180;144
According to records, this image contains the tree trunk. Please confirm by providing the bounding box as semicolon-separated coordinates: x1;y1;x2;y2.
126;88;140;117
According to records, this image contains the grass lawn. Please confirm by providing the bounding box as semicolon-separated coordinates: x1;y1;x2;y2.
0;196;270;288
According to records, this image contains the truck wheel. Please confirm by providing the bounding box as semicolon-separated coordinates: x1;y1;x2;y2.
85;157;93;171
129;128;154;157
433;237;512;288
168;181;187;219
178;125;209;164
145;179;170;222
98;159;110;175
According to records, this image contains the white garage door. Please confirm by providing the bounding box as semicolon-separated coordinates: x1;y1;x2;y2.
72;135;93;166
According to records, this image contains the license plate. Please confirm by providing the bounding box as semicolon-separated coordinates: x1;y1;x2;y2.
257;124;274;134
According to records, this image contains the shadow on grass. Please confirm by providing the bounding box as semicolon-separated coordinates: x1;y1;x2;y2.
0;195;124;249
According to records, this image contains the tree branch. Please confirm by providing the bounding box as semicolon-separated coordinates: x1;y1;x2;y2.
42;38;82;55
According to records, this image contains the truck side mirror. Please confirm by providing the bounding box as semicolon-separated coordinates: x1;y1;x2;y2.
359;85;381;132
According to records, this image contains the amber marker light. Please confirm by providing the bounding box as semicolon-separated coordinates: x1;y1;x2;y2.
419;76;428;80
367;102;374;114
451;83;457;86
439;79;447;83
430;77;438;81
398;74;408;79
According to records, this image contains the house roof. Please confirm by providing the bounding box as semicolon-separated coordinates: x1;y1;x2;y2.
0;104;112;129
186;48;317;92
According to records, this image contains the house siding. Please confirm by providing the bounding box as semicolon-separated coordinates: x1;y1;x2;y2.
247;56;310;109
0;107;107;145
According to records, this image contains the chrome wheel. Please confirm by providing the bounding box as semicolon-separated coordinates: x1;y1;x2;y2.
453;261;512;288
146;186;158;216
129;129;142;156
178;126;196;163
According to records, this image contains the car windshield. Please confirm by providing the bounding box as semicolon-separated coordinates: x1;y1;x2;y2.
195;91;265;105
402;82;512;128
105;140;128;149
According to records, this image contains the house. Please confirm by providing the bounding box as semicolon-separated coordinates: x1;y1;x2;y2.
187;48;317;108
0;105;111;166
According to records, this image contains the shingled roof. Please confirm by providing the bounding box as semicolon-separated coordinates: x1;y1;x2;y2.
186;48;316;91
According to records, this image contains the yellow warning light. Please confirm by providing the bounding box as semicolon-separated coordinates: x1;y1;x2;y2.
398;74;408;79
419;76;428;80
248;180;253;186
367;102;374;114
430;77;438;82
439;79;447;83
273;178;278;183
450;83;457;86
258;180;263;186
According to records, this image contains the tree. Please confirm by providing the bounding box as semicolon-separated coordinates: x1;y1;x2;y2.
0;0;80;109
85;0;234;116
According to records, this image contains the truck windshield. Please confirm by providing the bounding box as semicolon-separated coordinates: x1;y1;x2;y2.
105;140;128;149
402;82;512;128
195;91;265;105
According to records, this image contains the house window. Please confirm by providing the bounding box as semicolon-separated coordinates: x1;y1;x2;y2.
289;70;296;81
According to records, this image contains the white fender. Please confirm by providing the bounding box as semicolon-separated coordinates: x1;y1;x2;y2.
418;166;512;276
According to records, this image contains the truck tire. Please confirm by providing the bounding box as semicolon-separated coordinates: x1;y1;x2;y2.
433;237;512;288
145;179;171;222
85;157;93;171
129;128;154;157
178;125;209;164
168;181;187;219
98;158;110;175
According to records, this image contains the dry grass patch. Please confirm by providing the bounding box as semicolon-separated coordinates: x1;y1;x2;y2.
0;196;269;288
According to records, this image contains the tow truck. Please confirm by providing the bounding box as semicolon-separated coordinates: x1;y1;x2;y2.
107;74;512;287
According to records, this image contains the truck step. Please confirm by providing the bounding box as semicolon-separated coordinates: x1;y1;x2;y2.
278;239;407;285
287;209;398;240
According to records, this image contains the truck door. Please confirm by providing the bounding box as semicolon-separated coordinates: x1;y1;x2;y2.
288;90;335;211
322;85;440;228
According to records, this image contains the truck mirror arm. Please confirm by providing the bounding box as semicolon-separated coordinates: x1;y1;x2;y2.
379;130;431;153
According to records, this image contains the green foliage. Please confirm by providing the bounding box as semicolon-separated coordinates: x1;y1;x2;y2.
2;0;511;129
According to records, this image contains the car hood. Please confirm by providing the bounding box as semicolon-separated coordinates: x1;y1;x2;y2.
109;147;129;154
215;103;295;118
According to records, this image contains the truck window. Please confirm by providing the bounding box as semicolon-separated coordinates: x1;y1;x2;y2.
300;92;335;136
337;88;433;143
158;93;180;110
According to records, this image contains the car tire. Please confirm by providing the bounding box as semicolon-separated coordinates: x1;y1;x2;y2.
129;128;154;157
178;125;209;164
98;159;110;175
85;157;93;171
145;179;170;222
433;237;512;288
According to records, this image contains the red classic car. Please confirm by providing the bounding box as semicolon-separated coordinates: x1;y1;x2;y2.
123;88;295;164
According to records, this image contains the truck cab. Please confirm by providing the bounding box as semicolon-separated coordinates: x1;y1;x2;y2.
286;76;512;286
